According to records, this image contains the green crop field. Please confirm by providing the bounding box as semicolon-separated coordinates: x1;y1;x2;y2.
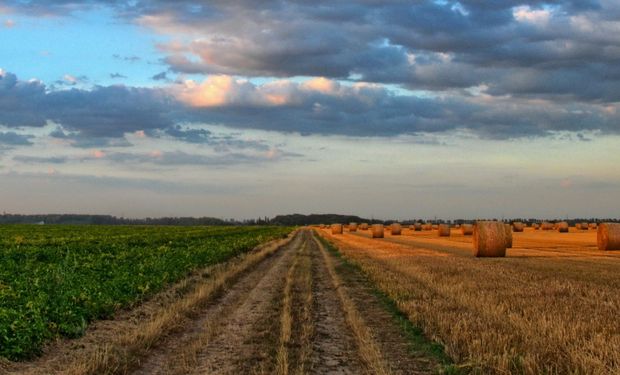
0;225;292;360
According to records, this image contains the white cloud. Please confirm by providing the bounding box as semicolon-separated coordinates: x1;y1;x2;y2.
63;74;78;84
513;6;551;25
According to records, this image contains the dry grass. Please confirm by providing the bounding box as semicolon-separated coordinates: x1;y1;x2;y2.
293;241;314;375
319;228;620;374
312;234;391;375
275;242;302;375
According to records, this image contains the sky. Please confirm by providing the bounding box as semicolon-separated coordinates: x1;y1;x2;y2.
1;0;619;220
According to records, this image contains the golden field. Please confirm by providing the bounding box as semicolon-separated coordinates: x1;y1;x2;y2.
317;226;620;374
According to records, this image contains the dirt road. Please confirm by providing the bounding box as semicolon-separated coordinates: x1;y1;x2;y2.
129;229;439;374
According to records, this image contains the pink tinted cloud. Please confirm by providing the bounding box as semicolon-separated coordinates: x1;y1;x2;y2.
91;150;106;159
172;76;363;108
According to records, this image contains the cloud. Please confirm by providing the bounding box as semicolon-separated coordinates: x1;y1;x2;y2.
110;72;127;79
3;19;15;28
37;149;296;167
13;155;68;164
161;125;270;151
513;6;552;25
152;71;168;81
0;131;34;146
56;74;88;86
112;54;141;63
5;1;620;106
2;69;620;142
1;70;176;137
122;0;620;104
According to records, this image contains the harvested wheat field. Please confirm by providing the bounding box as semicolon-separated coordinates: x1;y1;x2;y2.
3;229;447;375
317;226;620;374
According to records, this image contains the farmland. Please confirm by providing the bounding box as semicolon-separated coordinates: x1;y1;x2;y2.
317;225;620;374
0;225;291;360
2;223;619;375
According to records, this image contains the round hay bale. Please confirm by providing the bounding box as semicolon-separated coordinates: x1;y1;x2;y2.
557;221;569;233
422;224;433;231
473;221;507;257
597;223;620;250
360;223;369;230
540;222;554;231
504;224;513;248
461;224;474;235
589;223;598;230
331;224;343;234
512;222;525;232
349;222;358;232
432;224;438;230
532;223;540;230
437;224;450;237
391;223;402;235
413;223;423;231
371;224;384;238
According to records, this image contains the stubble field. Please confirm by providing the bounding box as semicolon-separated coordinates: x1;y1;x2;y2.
317;226;620;374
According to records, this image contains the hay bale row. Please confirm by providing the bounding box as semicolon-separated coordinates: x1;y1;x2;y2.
575;222;589;230
540;222;554;231
461;224;474;235
391;223;402;235
360;223;369;230
349;222;358;232
331;224;343;234
597;223;620;250
512;222;524;232
413;223;422;231
371;224;384;238
557;221;569;233
473;221;507;257
422;224;433;231
437;224;450;237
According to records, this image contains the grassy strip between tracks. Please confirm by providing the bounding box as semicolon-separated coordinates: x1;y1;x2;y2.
315;234;461;375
